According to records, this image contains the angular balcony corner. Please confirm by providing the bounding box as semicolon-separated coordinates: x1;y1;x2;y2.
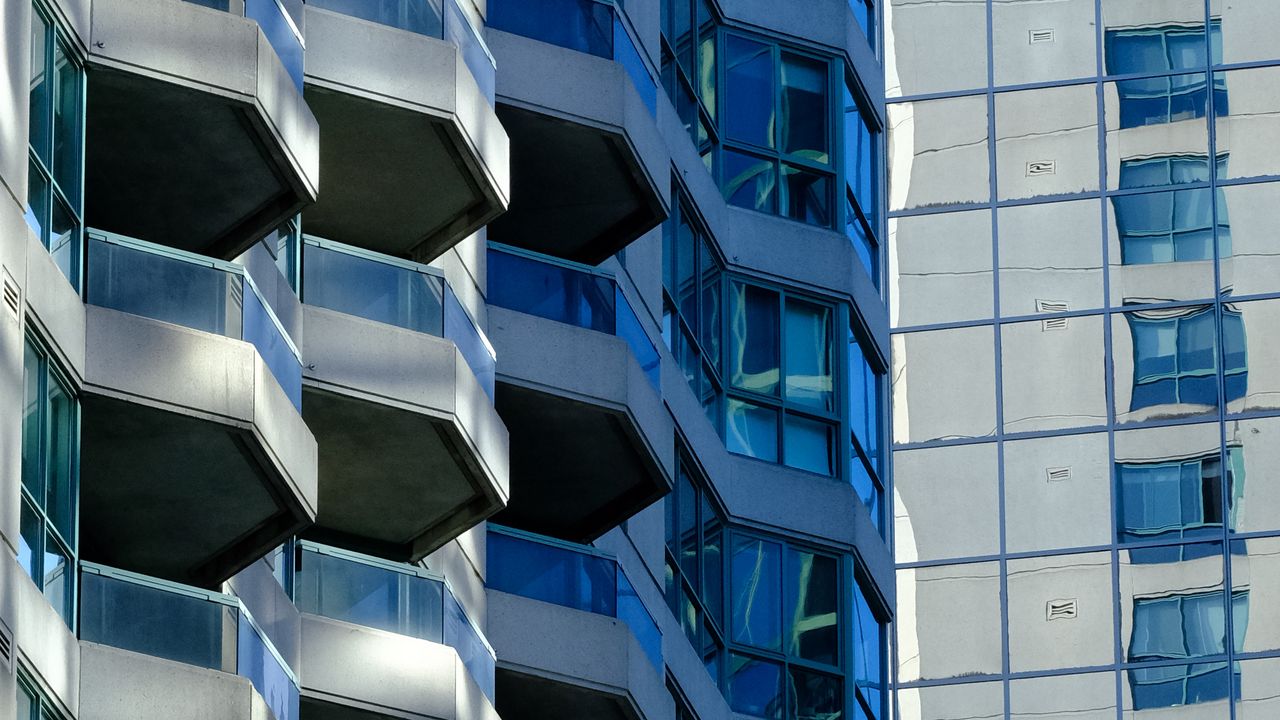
485;246;672;542
79;231;317;588
300;238;508;562
299;0;507;264
486;0;668;264
78;562;300;720
85;0;318;260
294;543;498;720
486;527;667;720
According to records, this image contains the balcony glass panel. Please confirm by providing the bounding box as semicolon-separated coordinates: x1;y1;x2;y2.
245;0;305;90
488;246;661;391
86;231;303;411
80;563;299;720
294;544;496;701
487;526;663;673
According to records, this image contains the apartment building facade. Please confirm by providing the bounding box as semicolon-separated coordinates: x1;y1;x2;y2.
887;0;1280;718
0;1;889;720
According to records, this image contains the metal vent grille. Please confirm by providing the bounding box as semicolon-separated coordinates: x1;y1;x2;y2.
2;270;18;320
1026;160;1057;176
1046;598;1078;621
1038;299;1069;331
0;618;12;674
1029;28;1056;44
1046;467;1072;483
1042;316;1069;331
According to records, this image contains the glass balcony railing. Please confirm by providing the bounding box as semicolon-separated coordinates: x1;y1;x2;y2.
486;525;662;674
181;0;305;90
488;0;657;116
301;236;497;400
487;244;660;391
307;0;496;104
293;542;496;701
79;562;300;720
85;230;303;410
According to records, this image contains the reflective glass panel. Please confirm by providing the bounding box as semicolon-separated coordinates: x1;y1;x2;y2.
783;414;833;476
26;160;48;241
1115;423;1226;544
1219;182;1280;299
18;497;39;580
887;96;990;211
1226;416;1277;535
52;40;79;204
1010;672;1117;720
1006;552;1114;672
724;148;778;213
1000;314;1107;433
730;535;781;650
1125;661;1231;713
1113;307;1220;424
728;654;784;719
29;10;49;159
729;282;780;395
891;325;997;444
995;84;1100;201
1004;433;1111;553
896;561;1003;682
726;398;778;462
725;35;774;148
894;443;999;563
1119;541;1225;661
788;668;842;720
294;550;445;641
42;531;71;624
1219;1;1280;65
678;468;698;582
1231;537;1280;654
22;341;41;498
896;681;1004;720
1107;193;1220;306
784;299;832;410
1104;76;1211;191
885;0;987;97
853;583;883;715
889;209;993;328
49;195;77;287
780;53;828;162
785;549;838;665
46;375;74;544
781;164;832;226
1215;67;1280;182
1239;656;1280;719
998;199;1104;317
992;0;1097;86
845;83;877;231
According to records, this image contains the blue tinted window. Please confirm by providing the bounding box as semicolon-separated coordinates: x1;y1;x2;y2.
1106;23;1227;129
1114;188;1227;265
1117;450;1238;543
725;35;775;148
1127;591;1247;709
728;654;784;718
730;535;782;650
1128;308;1241;410
723;148;778;213
853;581;884;719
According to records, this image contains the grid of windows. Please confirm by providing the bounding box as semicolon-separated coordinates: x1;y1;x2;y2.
663;191;723;427
1105;22;1227;130
18;672;65;720
1127;308;1246;411
848;331;884;535
1128;591;1247;709
19;335;79;628
1117;447;1243;545
26;1;83;290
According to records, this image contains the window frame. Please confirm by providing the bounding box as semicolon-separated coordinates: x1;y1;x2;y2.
1116;446;1242;544
1127;307;1245;411
19;331;80;629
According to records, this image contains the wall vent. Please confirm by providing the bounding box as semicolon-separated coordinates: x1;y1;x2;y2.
1037;299;1069;331
2;269;18;321
1026;160;1057;176
1046;466;1072;483
0;618;12;674
1046;598;1078;621
1042;316;1069;331
1029;28;1056;44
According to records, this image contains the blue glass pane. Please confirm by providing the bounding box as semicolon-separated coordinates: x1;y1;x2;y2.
443;591;496;701
616;286;661;391
1131;319;1177;381
730;535;781;650
782;164;832;226
294;549;444;642
725;35;774;148
617;572;663;673
21;341;41;500
444;285;496;400
850;458;882;533
1118;464;1184;540
1105;31;1167;75
1177;311;1216;375
784;299;833;410
242;285;302;411
729;281;780;395
486;530;617;616
1131;377;1176;410
614;16;656;116
489;0;612;58
780;52;828;161
853;585;883;717
444;0;494;103
18;498;39;581
784;549;838;665
850;0;872;47
847;198;876;283
309;0;443;36
1130;662;1230;710
1222;312;1247;373
44;376;75;545
79;572;232;671
87;237;241;337
303;243;445;335
1178;373;1218;406
723;148;777;213
725;398;778;462
727;654;783;719
783;414;833;476
245;0;304;90
238;618;299;720
183;0;231;9
487;249;615;333
789;668;843;720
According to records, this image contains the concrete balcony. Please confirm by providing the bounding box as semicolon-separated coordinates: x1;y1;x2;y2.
84;0;319;259
300;238;508;561
486;246;671;542
486;528;667;720
79;231;316;588
296;542;496;720
485;0;668;263
301;3;509;262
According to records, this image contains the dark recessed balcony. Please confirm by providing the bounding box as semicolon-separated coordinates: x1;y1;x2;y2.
486;526;665;720
84;0;318;259
79;562;299;720
486;0;667;263
80;230;316;588
294;541;497;719
300;0;509;262
300;237;508;561
486;245;671;542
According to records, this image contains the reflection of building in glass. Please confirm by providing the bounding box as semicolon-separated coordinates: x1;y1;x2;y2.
888;0;1280;716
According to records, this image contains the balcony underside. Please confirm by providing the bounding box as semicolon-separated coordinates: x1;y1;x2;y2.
79;308;317;588
488;105;663;264
84;0;318;259
300;307;509;561
497;673;633;720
